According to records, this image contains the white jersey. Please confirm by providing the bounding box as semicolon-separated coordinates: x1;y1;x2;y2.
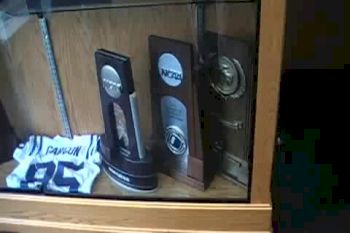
6;135;101;194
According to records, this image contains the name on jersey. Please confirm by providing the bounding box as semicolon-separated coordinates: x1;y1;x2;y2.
45;146;82;156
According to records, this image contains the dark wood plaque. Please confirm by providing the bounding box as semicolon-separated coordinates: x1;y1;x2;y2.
202;31;256;188
149;35;219;190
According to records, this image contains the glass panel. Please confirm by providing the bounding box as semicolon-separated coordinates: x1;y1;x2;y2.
0;0;258;201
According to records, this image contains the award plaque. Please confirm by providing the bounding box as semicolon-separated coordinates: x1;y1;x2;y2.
201;32;255;188
149;35;219;190
95;49;157;191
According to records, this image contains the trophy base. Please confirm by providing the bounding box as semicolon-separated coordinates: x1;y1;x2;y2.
102;165;158;193
161;168;207;191
99;138;158;192
101;159;158;192
151;145;219;191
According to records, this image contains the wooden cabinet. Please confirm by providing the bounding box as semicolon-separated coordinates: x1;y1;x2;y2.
0;0;286;232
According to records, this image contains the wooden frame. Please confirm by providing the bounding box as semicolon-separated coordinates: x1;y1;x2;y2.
251;0;286;204
0;194;271;232
0;0;286;232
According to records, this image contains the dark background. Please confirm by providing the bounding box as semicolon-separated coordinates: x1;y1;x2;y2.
273;0;346;232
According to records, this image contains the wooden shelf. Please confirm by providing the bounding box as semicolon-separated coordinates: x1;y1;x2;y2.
0;160;247;199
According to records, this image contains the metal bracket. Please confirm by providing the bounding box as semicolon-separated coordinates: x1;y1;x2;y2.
219;118;244;131
210;112;244;130
38;17;72;138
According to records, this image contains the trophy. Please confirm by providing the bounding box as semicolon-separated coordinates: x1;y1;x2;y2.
95;49;157;191
201;32;255;188
149;35;219;190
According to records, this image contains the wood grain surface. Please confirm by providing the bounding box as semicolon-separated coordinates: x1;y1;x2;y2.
0;2;257;138
0;17;63;138
0;193;272;232
0;4;198;138
48;5;196;138
0;222;271;233
251;0;287;203
0;160;246;199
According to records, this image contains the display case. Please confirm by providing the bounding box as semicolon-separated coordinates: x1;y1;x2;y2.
0;0;286;232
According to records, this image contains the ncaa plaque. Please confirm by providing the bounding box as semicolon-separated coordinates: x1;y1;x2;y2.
149;35;219;190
